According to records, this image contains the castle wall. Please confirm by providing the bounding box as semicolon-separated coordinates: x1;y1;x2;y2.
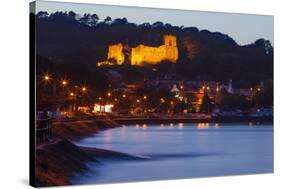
131;35;178;65
131;45;168;65
97;35;178;66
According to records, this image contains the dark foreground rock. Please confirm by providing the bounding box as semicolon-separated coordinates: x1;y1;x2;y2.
35;138;97;187
35;119;123;186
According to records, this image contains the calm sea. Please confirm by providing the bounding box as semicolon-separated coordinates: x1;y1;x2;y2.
73;122;273;184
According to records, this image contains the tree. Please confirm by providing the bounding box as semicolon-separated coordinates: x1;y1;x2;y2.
79;13;99;26
104;16;112;24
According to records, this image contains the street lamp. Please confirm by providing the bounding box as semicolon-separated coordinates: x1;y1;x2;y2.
143;95;147;100
43;75;50;81
122;94;126;98
61;80;67;86
69;92;74;97
82;87;87;92
107;92;111;97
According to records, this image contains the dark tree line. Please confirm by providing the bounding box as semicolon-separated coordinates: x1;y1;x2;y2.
33;11;273;91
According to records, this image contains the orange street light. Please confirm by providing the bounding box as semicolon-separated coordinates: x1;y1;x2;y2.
43;75;50;81
61;80;67;86
69;92;74;97
143;95;147;100
122;94;126;98
82;87;87;92
136;99;140;103
107;92;111;97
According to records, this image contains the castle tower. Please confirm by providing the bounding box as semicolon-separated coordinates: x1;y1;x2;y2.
107;43;124;65
163;35;178;62
164;35;177;47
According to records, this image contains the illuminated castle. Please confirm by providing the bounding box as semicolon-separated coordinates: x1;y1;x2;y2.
97;35;178;66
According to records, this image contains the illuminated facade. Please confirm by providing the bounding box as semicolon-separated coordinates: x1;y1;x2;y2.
97;35;178;66
97;43;124;66
107;43;124;64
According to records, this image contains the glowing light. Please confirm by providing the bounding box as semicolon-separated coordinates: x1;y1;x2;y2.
43;75;50;81
214;123;219;128
197;123;210;129
136;99;140;103
249;122;253;127
93;104;114;113
142;124;148;128
107;92;111;97
98;97;102;100
82;87;86;92
160;124;164;128
257;88;261;91
178;123;184;128
160;98;165;103
143;95;147;100
61;80;67;86
69;92;74;97
122;94;126;98
77;106;90;112
170;101;174;105
169;123;174;127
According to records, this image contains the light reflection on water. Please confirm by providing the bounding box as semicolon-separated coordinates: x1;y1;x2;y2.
73;122;273;185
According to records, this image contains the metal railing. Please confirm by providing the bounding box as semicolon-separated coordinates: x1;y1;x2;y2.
36;115;53;145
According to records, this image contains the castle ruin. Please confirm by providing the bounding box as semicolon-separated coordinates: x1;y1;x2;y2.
97;35;178;66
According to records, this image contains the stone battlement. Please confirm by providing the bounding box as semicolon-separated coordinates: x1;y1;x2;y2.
97;35;178;66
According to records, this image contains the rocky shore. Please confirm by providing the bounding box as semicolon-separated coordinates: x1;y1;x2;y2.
34;119;122;187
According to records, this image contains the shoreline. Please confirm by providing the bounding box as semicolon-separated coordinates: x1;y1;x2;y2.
35;118;273;187
35;119;122;187
114;117;273;124
51;119;121;141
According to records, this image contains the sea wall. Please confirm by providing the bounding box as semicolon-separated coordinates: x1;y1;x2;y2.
34;119;121;186
35;139;96;186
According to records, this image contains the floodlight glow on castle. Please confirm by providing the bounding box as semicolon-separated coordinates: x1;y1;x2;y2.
97;35;178;66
